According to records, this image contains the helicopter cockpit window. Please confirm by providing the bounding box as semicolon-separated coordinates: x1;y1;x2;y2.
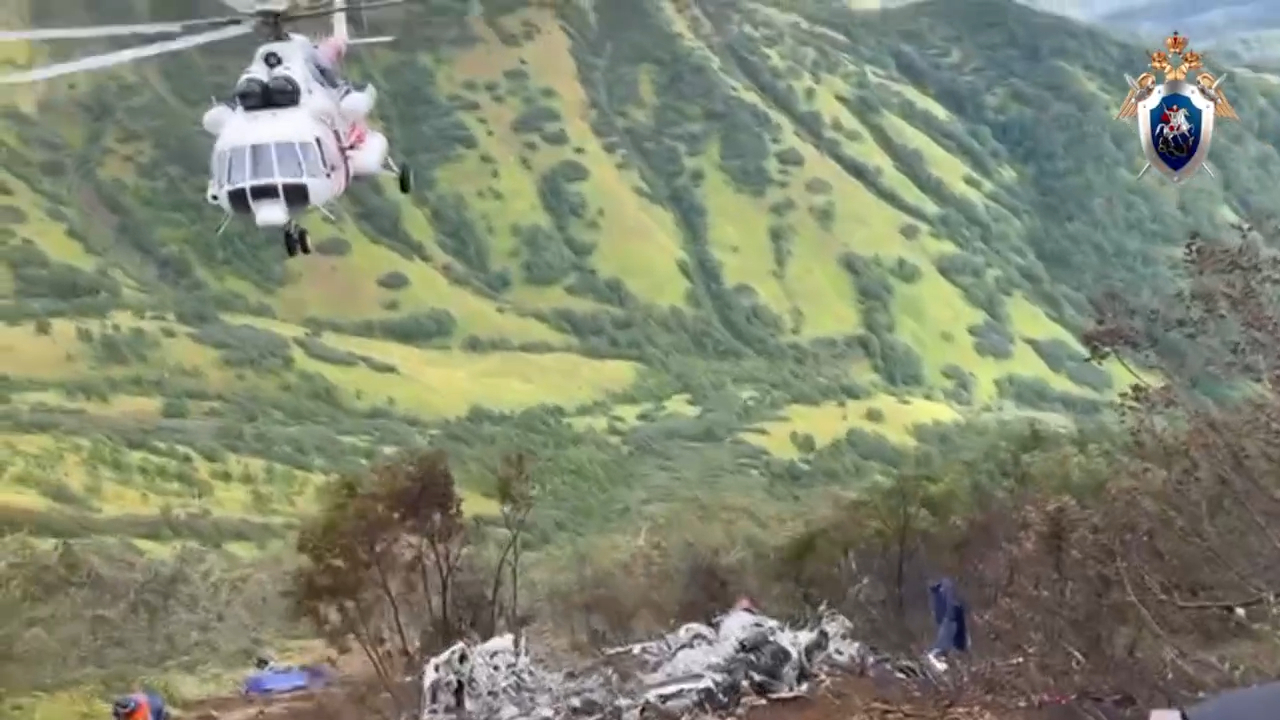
299;142;323;177
226;147;248;185
274;142;305;179
250;144;275;181
211;150;228;188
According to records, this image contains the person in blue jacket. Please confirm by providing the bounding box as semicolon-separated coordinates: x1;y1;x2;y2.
111;691;169;720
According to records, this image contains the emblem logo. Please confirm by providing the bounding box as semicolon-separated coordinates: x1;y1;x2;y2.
1116;31;1239;183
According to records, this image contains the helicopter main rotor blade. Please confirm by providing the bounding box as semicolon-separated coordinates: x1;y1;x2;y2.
285;0;404;22
0;18;245;42
0;24;253;84
216;0;261;12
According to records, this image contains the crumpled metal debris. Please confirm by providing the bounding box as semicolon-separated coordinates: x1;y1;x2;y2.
419;608;875;720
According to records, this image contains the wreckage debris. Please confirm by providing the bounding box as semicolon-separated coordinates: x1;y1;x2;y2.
420;608;913;720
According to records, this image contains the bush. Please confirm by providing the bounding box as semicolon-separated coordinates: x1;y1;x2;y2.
518;225;575;285
774;147;804;166
0;535;296;695
314;236;352;256
995;374;1104;415
876;337;926;387
307;310;457;346
511;105;562;133
968;318;1014;359
190;322;294;370
789;431;817;453
0;204;27;224
803;177;832;195
843;428;904;466
1027;338;1113;392
864;407;886;423
376;270;411;291
888;257;922;283
292;336;359;366
161;397;191;418
549;158;590;183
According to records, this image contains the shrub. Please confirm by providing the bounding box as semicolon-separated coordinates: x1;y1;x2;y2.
190;322;294;370
314;236;352;256
888;257;922;283
161;397;191;418
968;318;1014;359
376;270;411;291
518;225;575;286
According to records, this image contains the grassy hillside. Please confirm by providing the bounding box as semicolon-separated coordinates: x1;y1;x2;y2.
6;0;1280;554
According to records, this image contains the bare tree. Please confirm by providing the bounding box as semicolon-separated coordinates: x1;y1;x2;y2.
291;450;470;719
489;452;535;644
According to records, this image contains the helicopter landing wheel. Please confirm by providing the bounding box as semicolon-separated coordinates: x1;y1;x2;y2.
397;163;412;195
283;226;299;258
297;227;312;255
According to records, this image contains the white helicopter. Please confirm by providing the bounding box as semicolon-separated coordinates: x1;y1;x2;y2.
0;0;413;258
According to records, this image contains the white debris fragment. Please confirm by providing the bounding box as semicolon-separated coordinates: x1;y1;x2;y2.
419;608;875;720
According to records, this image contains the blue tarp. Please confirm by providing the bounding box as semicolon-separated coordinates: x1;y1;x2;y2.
243;667;324;696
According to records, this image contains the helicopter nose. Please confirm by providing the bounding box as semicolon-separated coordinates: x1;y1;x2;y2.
252;201;289;228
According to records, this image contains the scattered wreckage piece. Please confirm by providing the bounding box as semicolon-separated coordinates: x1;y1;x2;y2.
419;607;903;720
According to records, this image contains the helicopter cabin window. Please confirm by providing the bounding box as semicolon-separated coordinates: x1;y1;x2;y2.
299;142;323;177
274;142;305;179
250;143;275;181
226;146;248;186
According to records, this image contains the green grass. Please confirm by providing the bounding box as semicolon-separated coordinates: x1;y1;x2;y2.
743;395;962;457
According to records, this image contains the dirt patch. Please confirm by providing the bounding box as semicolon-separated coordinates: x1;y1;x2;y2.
183;687;337;720
182;674;1080;720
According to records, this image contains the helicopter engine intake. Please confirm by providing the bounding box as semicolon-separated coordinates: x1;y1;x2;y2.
233;74;302;110
339;85;376;121
348;130;388;176
202;104;234;135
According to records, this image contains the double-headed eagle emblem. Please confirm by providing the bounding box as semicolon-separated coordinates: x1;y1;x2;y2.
1116;32;1238;182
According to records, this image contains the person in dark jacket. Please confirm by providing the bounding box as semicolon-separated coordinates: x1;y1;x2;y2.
1152;681;1280;720
928;578;969;655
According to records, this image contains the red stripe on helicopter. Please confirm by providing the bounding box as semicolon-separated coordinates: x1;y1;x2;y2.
345;124;368;148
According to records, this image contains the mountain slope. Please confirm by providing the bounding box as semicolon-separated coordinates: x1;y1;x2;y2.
5;0;1280;546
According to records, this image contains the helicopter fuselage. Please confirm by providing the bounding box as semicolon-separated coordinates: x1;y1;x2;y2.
201;34;388;229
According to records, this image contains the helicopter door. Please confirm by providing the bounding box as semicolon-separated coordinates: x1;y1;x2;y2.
314;133;349;189
313;138;331;177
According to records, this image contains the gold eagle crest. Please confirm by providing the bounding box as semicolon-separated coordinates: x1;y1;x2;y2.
1116;31;1238;121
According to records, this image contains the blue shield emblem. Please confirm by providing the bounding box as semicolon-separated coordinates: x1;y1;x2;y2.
1149;93;1201;172
1137;80;1216;183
